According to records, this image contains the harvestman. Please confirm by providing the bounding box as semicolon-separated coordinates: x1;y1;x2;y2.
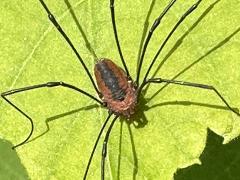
2;0;239;179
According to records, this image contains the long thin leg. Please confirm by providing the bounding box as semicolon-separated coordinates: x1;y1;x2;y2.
140;0;202;88
83;112;113;180
101;115;119;180
110;0;130;77
143;78;240;116
1;96;34;150
136;0;177;86
39;0;100;96
1;81;102;149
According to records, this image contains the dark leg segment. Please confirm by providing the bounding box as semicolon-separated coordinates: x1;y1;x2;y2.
136;0;177;86
1;82;102;149
144;78;240;116
110;0;130;77
140;0;202;87
83;112;113;179
1;96;34;149
39;0;100;96
101;115;119;180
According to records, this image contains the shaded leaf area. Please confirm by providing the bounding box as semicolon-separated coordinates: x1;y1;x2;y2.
174;128;240;180
0;138;29;180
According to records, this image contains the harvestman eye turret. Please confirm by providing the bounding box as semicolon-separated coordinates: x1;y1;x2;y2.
2;0;239;179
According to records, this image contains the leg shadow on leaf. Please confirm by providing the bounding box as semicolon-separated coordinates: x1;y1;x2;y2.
116;95;148;180
26;104;98;144
151;0;222;78
114;94;239;179
174;128;240;180
64;0;98;60
149;100;239;114
136;0;156;70
149;26;240;102
127;124;138;180
116;119;139;180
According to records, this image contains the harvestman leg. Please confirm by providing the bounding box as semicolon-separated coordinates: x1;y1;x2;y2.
136;0;177;86
142;0;203;84
101;115;119;180
83;113;115;179
110;0;130;77
1;82;103;149
39;0;101;96
143;78;240;116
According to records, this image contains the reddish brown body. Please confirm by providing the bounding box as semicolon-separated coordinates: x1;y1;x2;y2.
94;58;137;118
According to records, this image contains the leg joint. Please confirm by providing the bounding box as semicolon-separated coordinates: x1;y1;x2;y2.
1;90;14;97
46;81;64;87
102;142;107;157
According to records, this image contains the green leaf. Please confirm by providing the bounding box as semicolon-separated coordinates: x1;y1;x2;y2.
175;128;240;180
1;0;240;179
0;138;29;180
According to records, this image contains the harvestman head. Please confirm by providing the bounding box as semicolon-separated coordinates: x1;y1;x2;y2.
2;0;239;179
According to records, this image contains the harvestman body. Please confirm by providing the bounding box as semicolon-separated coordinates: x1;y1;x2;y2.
2;0;239;179
95;59;137;117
